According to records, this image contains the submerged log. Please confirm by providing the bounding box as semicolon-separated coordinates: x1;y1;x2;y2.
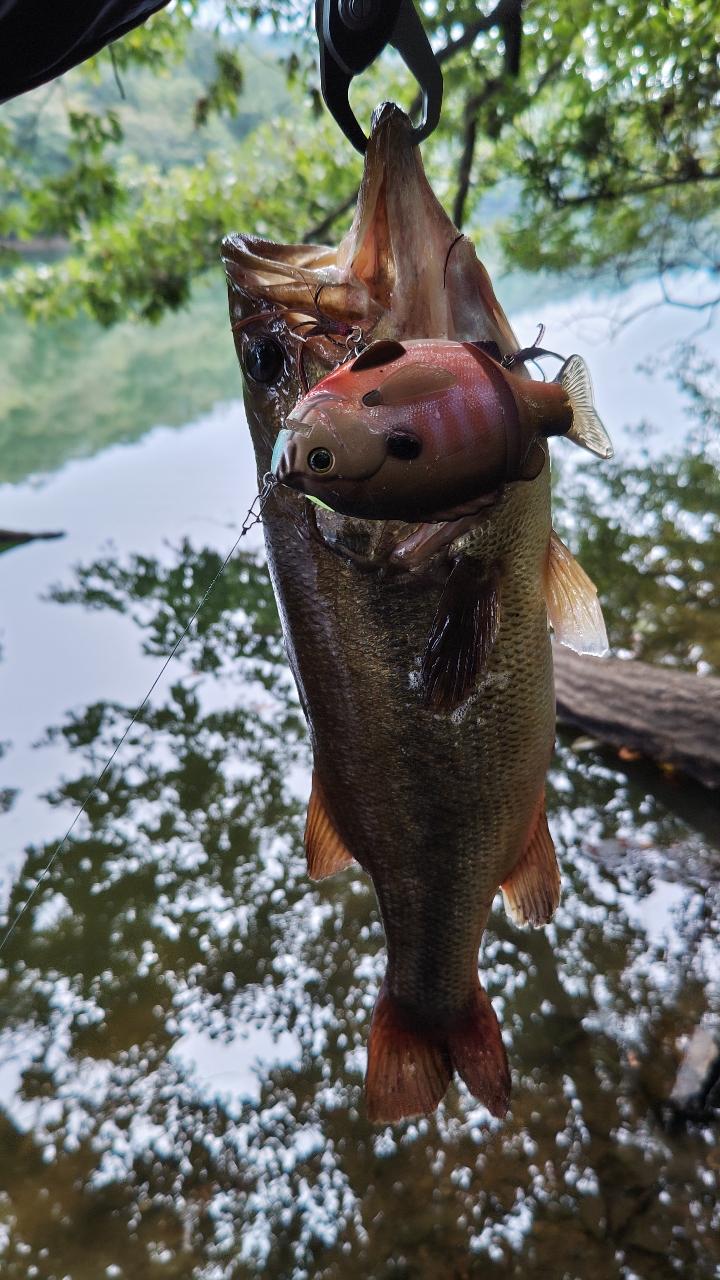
553;647;720;789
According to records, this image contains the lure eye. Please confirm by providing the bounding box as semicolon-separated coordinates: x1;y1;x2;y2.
244;335;284;384
308;447;334;473
387;433;421;460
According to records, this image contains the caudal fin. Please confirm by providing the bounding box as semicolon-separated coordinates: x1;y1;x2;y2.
446;982;511;1118
365;979;510;1123
555;355;613;460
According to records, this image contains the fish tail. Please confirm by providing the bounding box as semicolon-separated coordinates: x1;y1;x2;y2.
365;980;452;1123
365;978;510;1123
554;355;613;459
445;980;510;1119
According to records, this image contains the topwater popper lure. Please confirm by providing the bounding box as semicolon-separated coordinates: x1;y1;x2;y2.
224;0;612;1126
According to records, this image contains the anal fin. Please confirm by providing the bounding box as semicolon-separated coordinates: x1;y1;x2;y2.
421;556;501;712
501;797;560;927
544;529;608;656
304;772;355;880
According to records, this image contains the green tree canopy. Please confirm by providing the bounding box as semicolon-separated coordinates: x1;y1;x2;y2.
0;0;719;325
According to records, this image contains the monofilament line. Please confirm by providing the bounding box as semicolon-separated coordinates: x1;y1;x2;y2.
0;475;277;955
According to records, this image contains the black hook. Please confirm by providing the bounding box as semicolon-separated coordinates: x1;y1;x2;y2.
315;0;443;153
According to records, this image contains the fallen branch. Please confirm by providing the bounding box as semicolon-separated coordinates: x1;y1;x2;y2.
553;647;720;789
0;529;64;555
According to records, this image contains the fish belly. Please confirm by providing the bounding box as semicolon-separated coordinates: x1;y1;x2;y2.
262;461;554;1025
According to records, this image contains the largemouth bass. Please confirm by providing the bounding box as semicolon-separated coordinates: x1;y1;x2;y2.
222;103;608;1123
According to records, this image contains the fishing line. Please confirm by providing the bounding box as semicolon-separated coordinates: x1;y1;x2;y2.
0;474;277;956
109;45;126;100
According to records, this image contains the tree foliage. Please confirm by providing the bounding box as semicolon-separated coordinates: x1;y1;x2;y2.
0;0;719;325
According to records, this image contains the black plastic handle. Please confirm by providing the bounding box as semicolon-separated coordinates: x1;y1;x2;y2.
316;0;443;153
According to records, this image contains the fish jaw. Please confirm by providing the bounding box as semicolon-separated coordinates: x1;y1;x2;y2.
222;105;521;355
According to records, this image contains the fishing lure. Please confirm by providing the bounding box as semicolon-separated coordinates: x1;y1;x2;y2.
271;336;612;523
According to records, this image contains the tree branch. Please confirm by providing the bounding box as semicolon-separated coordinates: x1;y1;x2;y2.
548;166;720;210
302;190;358;244
453;112;479;229
452;84;499;228
435;0;523;68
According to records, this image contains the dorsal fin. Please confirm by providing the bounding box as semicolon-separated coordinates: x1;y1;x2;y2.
555;355;613;459
544;530;608;656
362;362;457;407
304;772;355;880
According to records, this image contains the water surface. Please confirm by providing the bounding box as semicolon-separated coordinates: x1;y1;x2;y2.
1;279;719;1278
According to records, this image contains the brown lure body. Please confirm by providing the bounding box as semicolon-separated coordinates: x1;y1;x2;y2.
222;104;609;1124
272;338;573;522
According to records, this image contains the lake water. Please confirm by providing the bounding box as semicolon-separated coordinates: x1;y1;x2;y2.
0;273;719;1278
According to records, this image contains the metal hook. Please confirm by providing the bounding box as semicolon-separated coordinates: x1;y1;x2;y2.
316;0;443;154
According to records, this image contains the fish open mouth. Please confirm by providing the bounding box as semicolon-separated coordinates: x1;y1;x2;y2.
222;103;520;353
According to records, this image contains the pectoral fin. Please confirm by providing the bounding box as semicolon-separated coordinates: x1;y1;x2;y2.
421;556;501;712
363;362;458;407
544;530;608;656
555;355;613;459
501;798;560;927
304;772;355;880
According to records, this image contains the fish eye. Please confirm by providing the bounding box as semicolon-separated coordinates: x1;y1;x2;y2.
308;447;334;473
243;335;284;384
387;433;421;460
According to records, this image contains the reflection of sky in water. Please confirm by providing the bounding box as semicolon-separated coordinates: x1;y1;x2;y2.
1;280;718;863
0;280;719;1275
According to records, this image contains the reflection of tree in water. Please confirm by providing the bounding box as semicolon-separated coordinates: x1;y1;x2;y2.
0;541;719;1279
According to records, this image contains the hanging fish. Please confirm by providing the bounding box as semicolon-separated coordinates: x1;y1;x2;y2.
271;337;612;522
223;103;610;1126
